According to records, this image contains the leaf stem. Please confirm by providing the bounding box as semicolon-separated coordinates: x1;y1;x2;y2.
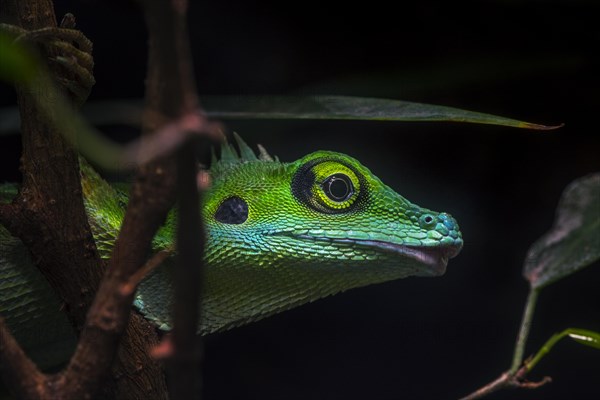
510;287;539;374
526;328;600;372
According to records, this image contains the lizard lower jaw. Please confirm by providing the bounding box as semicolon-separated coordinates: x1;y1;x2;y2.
349;239;463;276
274;232;462;276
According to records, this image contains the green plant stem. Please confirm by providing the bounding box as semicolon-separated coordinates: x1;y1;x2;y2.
526;328;600;372
510;287;539;374
526;329;566;372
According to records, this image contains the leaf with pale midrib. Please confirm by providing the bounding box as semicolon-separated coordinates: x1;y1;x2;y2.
568;328;600;350
202;95;560;129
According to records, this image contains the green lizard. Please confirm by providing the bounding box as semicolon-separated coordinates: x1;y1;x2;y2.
0;134;463;366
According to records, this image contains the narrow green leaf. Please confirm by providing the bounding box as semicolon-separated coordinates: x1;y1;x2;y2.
567;328;600;350
524;173;600;289
0;33;38;83
1;95;561;136
203;95;560;130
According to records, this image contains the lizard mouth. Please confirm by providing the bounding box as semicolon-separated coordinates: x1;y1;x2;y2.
279;233;462;276
346;239;463;276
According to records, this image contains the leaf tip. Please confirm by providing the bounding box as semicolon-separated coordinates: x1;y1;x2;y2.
520;122;565;131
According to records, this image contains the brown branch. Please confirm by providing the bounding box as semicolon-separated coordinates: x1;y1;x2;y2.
459;368;552;400
1;0;208;398
459;372;511;400
169;143;204;399
0;0;176;398
1;0;103;333
137;0;205;398
59;155;178;399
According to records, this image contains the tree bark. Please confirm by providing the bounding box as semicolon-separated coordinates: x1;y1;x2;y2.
0;0;172;398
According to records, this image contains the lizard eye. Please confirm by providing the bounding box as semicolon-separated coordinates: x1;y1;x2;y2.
291;157;367;214
322;174;353;202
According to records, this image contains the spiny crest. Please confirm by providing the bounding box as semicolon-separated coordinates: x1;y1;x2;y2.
210;133;279;179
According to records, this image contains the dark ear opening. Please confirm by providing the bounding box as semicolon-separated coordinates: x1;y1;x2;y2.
214;196;248;224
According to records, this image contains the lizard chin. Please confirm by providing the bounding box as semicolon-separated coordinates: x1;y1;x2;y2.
344;239;463;277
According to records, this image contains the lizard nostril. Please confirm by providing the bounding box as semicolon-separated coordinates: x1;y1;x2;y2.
420;214;435;227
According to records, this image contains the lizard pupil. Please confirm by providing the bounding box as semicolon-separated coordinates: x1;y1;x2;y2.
323;174;353;202
215;196;248;224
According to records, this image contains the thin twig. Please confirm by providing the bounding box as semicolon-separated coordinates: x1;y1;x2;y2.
459;369;551;400
121;248;174;297
151;333;174;359
0;317;45;399
460;287;546;399
123;110;222;167
459;372;511;400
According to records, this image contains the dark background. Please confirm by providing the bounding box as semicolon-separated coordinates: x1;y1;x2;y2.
1;0;599;399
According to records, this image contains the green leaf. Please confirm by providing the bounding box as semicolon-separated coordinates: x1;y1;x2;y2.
567;328;600;350
0;95;560;136
0;33;38;83
524;173;600;289
203;95;560;129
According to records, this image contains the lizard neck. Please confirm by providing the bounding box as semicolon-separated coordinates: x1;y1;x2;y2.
135;233;419;334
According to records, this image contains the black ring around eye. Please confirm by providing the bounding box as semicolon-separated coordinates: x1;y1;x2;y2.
291;157;369;214
323;174;353;202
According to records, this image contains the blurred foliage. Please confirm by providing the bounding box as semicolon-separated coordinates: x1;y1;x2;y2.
0;33;38;83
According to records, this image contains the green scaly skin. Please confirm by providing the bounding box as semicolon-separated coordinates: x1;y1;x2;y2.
0;134;463;366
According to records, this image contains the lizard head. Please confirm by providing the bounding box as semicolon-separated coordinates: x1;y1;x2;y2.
206;148;462;278
136;135;463;333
